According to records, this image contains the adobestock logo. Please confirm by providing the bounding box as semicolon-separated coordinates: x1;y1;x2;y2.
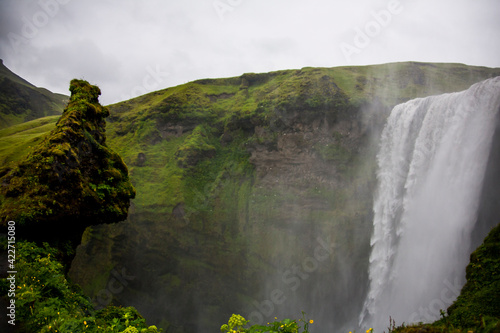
7;0;73;53
339;0;403;62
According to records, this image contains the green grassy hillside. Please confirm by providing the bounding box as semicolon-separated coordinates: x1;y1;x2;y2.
3;62;498;173
0;59;68;129
0;115;59;167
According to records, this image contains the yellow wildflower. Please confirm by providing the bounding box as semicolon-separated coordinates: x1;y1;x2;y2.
310;320;314;324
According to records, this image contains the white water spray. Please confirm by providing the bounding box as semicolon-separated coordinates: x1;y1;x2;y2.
359;77;500;331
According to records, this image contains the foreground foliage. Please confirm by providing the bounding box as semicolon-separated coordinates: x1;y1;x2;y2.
0;241;160;333
220;313;313;333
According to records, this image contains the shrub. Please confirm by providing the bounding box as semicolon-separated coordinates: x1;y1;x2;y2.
8;241;161;333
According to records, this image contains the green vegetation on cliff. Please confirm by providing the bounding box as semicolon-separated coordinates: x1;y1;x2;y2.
0;79;135;245
102;62;500;222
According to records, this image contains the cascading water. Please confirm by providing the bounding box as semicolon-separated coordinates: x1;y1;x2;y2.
359;77;500;331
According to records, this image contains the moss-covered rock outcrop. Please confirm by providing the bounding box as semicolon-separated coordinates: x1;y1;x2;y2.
0;79;135;245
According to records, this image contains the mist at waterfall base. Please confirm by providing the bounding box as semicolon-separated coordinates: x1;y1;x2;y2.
358;76;500;332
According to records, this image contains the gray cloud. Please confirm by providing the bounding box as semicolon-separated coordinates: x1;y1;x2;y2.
0;0;499;105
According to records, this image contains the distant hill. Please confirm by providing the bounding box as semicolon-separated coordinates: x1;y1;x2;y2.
0;59;68;129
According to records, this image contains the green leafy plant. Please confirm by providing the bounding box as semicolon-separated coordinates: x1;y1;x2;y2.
220;313;313;333
11;241;161;333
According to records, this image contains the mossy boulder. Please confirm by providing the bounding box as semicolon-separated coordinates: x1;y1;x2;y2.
0;79;135;245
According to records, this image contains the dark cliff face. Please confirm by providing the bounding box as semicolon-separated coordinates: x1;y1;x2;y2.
0;79;135;246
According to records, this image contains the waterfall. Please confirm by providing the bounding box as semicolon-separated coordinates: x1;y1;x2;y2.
359;77;500;331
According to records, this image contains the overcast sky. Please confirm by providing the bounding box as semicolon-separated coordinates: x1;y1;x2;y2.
0;0;499;105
